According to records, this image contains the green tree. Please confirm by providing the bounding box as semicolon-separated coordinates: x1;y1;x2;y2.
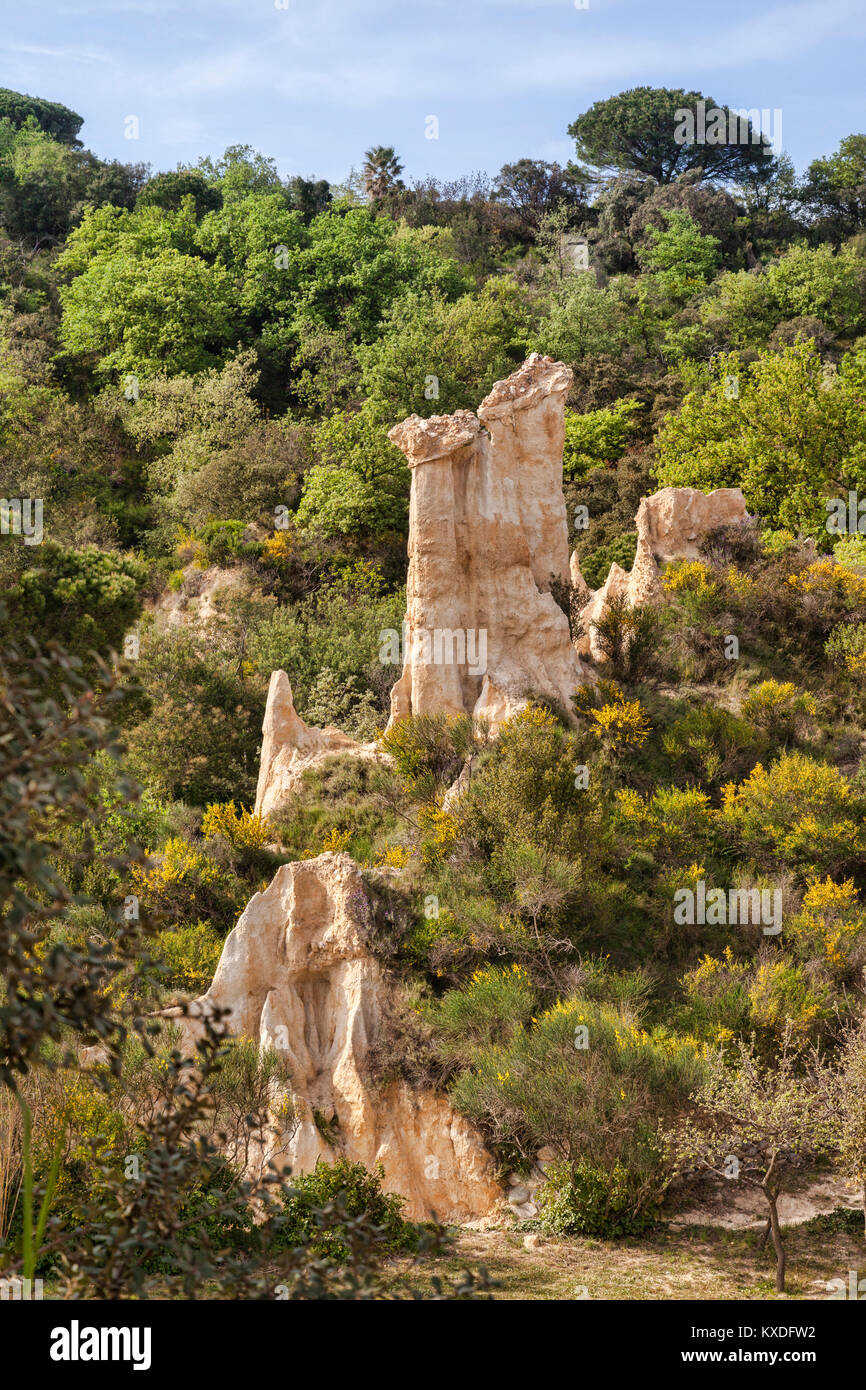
136;169;223;217
289;208;467;343
493;159;589;237
562;399;640;478
802;134;866;241
569;87;777;186
196;144;285;203
296;404;409;538
59;243;236;377
655;342;866;532
0;88;83;145
2;544;145;687
362;145;404;201
358;278;529;420
637;209;721;303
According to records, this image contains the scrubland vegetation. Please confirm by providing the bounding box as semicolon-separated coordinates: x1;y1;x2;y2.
2;83;866;1299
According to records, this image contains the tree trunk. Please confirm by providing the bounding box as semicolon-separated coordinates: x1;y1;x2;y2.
862;1181;866;1238
765;1193;786;1293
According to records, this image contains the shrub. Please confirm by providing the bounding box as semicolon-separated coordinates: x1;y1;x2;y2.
719;752;866;880
154;920;223;993
448;995;706;1183
614;785;717;868
661;704;759;790
130;836;249;932
826;621;866;678
580;533;637;590
787;877;866;976
740;680;816;744
271;1159;418;1262
537;1158;660;1237
787;559;866;606
589;595;659;679
378;712;483;803
431;965;536;1070
201;800;273;850
587;691;652;752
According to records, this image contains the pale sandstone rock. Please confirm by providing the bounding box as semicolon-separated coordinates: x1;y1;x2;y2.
636;486;749;564
182;852;501;1223
254;670;383;821
569;550;592;604
576;562;631;661
388;354;593;730
576;486;749;662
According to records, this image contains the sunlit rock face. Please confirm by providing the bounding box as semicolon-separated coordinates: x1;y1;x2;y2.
181;853;502;1223
575;485;750;661
253;670;382;821
387;354;594;730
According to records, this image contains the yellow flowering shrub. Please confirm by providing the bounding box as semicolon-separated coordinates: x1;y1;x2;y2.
201;799;272;850
662;559;718;596
787;877;866;972
614;786;715;862
419;806;459;867
373;844;413;869
787;559;866;605
155;920;223;993
589;696;652;750
747;958;835;1041
825;621;866;678
720;752;865;877
130;836;247;924
724;566;755;599
319;826;352;853
740;680;816;737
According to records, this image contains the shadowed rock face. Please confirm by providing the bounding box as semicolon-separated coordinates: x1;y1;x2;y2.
184;853;501;1223
387;353;593;729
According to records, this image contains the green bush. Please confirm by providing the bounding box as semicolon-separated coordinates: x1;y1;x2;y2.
537;1158;660;1238
580;532;637;590
271;1158;418;1262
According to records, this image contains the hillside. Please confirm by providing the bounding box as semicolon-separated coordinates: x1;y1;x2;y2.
2;82;866;1315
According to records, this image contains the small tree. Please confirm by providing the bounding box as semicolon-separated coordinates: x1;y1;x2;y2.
663;1033;834;1292
819;1013;866;1235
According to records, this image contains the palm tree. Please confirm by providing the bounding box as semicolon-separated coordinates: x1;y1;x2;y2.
362;146;404;201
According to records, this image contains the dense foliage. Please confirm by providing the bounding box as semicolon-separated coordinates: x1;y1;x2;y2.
2;81;866;1298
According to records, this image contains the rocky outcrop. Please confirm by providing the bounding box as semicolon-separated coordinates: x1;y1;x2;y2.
254;670;383;821
635;486;749;564
576;486;749;661
182;852;501;1223
387;354;593;730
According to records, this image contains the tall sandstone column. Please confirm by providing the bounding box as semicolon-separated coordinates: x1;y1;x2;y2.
388;354;591;728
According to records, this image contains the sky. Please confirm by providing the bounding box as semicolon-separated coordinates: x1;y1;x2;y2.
0;0;864;185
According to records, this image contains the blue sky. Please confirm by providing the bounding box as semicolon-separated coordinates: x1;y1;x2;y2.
1;0;864;184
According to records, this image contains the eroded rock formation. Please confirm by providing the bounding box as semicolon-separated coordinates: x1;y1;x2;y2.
183;852;501;1222
575;485;749;661
387;354;593;729
636;486;749;564
254;670;383;821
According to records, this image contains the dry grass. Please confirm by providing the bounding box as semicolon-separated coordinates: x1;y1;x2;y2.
389;1216;866;1301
